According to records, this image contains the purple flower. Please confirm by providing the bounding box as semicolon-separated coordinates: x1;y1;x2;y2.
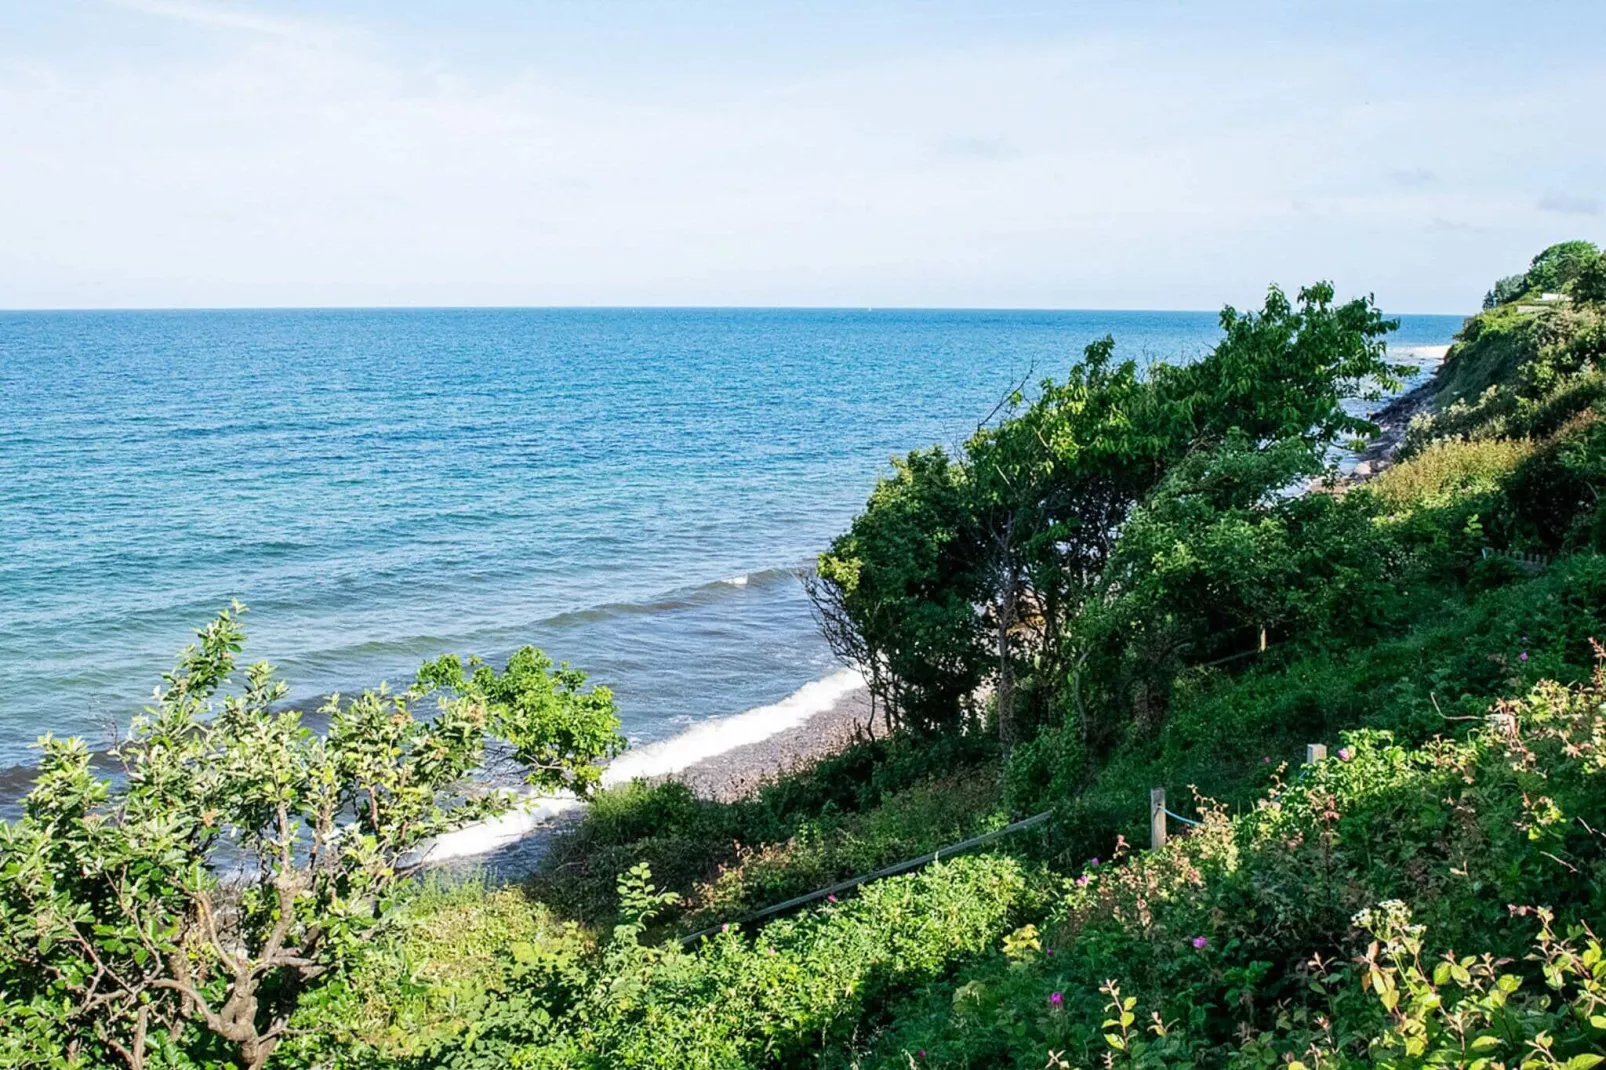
827;894;837;903
1337;747;1352;762
1262;756;1270;764
1045;947;1055;956
918;1052;925;1059
1048;991;1064;1007
1191;936;1208;949
1520;652;1528;661
1075;875;1089;886
1090;857;1101;868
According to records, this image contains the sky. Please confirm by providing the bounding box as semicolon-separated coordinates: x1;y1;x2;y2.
0;0;1602;312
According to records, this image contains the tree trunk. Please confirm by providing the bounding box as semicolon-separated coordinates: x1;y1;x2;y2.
995;527;1019;751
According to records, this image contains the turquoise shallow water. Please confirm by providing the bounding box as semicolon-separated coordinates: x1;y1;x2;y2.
0;307;1462;774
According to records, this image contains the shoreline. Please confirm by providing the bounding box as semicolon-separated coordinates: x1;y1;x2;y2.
430;672;876;879
669;684;876;803
1350;343;1451;480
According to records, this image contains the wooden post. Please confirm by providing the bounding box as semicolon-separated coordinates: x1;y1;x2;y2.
1150;787;1167;849
1306;743;1327;764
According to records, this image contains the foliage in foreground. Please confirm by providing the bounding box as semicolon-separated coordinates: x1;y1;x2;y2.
857;663;1606;1067
0;608;622;1070
278;659;1606;1069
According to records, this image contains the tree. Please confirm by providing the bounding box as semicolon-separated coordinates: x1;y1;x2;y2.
1525;239;1599;293
1484;274;1528;309
0;605;623;1070
1571;251;1606;306
1152;282;1404;454
811;448;987;735
811;283;1404;750
963;338;1168;748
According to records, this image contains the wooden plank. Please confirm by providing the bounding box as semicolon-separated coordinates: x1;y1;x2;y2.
1150;786;1167;849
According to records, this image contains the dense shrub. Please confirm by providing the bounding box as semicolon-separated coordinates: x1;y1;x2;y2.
1505;408;1606;550
281;879;590;1066
855;664;1606;1067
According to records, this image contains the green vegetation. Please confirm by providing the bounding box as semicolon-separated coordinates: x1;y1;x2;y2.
0;609;622;1069
5;243;1606;1067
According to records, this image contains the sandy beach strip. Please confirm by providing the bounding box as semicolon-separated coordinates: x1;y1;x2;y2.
671;685;876;802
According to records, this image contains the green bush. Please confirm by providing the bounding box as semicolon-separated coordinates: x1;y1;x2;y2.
681;769;1007;932
529;729;998;927
1505;408;1606;550
281;878;589;1067
855;664;1606;1067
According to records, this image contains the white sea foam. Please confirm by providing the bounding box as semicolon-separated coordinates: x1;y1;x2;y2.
720;573;750;586
1396;343;1451;364
417;668;866;863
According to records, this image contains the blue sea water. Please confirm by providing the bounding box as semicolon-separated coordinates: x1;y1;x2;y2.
0;308;1462;777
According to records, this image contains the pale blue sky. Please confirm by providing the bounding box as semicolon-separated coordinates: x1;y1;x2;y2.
1;0;1601;311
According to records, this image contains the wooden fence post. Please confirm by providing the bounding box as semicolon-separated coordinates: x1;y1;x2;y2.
1306;743;1327;764
1150;787;1167;849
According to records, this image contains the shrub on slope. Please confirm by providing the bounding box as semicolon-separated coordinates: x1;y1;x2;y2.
856;663;1606;1067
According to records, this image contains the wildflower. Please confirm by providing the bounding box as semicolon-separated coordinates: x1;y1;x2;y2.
1090;857;1100;867
1262;756;1270;764
1046;947;1055;956
1048;991;1064;1007
721;923;729;933
1520;651;1529;661
1337;747;1352;762
767;947;776;956
827;894;837;903
1075;875;1089;886
1192;936;1208;949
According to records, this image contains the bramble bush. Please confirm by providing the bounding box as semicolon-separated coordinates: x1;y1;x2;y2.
854;658;1606;1067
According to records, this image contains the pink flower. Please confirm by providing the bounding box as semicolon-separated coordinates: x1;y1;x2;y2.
1520;652;1529;661
1075;875;1089;886
721;923;729;933
767;947;776;956
1337;747;1352;762
1262;756;1270;764
827;894;837;903
1048;992;1063;1007
1191;936;1208;949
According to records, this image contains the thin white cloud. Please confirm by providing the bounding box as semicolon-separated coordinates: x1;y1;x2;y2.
106;0;330;40
1538;193;1603;217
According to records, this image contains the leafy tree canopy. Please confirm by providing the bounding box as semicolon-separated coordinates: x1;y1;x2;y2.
0;605;622;1070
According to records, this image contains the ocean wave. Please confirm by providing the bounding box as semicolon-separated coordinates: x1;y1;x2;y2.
537;566;802;627
414;667;865;864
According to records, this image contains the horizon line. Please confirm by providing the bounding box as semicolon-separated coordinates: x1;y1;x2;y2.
0;302;1469;317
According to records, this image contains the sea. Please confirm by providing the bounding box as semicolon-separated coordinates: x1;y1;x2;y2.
0;307;1462;843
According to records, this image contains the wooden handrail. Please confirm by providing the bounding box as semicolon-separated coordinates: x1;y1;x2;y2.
679;809;1054;945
